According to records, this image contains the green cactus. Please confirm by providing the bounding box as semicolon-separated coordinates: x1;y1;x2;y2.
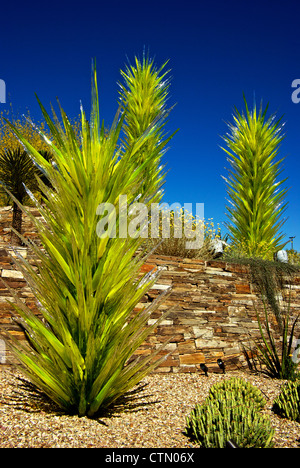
207;377;267;410
272;380;300;422
185;377;274;448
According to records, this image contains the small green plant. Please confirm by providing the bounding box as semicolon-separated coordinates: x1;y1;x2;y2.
272;380;300;422
185;377;274;448
253;298;300;380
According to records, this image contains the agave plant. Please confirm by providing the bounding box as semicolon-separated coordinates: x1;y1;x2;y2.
221;97;288;259
3;57;176;417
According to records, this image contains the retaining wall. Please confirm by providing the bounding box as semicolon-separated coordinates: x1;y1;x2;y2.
1;206;300;373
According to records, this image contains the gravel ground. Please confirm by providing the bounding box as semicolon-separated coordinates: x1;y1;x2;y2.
0;366;299;448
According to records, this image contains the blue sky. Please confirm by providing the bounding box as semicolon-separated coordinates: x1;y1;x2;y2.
1;0;300;250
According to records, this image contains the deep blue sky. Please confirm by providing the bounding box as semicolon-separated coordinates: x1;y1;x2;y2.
1;0;300;250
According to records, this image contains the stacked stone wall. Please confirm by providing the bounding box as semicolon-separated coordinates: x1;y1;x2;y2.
1;207;300;373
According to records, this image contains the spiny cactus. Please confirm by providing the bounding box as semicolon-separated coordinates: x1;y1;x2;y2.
272;380;300;422
207;377;267;410
185;377;274;448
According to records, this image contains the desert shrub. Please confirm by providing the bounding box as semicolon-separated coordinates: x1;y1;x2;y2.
185;377;274;448
272;380;300;422
146;213;221;259
286;249;300;266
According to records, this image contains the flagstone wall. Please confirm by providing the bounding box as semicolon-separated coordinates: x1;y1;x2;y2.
1;206;300;373
134;255;300;373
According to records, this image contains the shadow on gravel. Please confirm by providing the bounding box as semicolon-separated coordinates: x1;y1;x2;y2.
1;372;162;424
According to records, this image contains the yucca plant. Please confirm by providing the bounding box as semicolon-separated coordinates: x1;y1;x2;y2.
3;57;176;417
0;148;41;244
221;96;288;259
253;298;300;380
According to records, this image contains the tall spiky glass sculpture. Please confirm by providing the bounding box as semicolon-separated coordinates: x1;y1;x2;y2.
221;97;288;259
3;57;176;417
